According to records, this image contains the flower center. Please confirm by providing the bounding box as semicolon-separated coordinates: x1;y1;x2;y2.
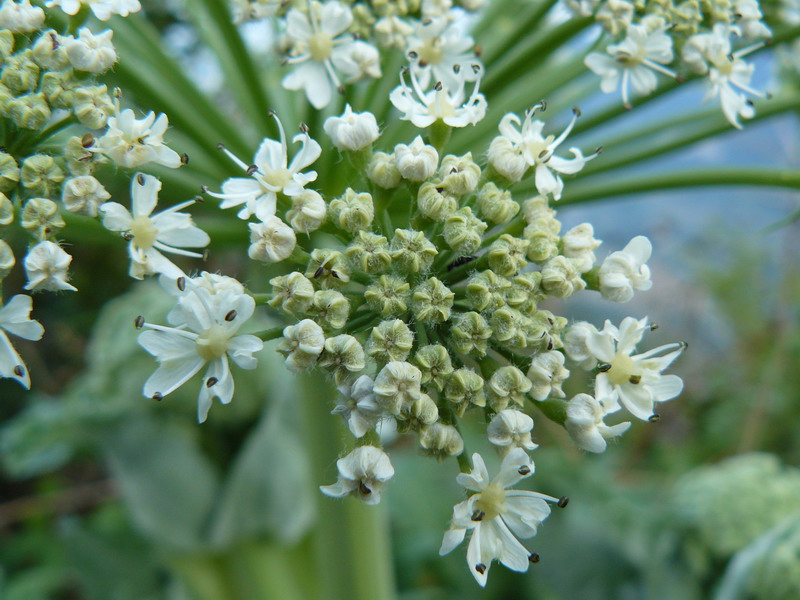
195;325;231;361
607;352;641;386
474;483;507;522
309;32;334;62
263;167;293;190
525;138;552;164
130;215;158;250
716;57;734;77
417;40;444;66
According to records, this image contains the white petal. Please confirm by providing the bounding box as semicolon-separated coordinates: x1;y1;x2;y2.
143;355;205;399
0;331;31;388
100;202;133;231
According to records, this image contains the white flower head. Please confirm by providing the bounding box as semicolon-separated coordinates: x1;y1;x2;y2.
0;0;45;32
406;13;481;90
586;316;685;420
46;0;141;20
24;241;77;292
210;113;321;222
527;350;569;401
100;174;210;280
487;409;538;454
138;283;263;422
320;445;395;505
323;104;379;152
65;28;117;74
439;449;561;587
0;295;45;389
565;393;631;453
332;374;381;438
98;107;182;169
394;136;439;182
248;217;296;263
598;235;652;303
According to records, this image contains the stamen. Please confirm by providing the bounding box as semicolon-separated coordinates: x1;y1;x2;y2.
471;509;485;521
528;553;540;563
225;310;237;322
13;365;24;377
206;377;218;387
177;277;186;291
181;153;189;166
648;413;660;423
152;392;163;401
518;465;531;476
136;173;145;185
134;315;145;329
359;482;372;495
557;496;569;508
81;133;94;148
629;374;642;384
475;564;487;575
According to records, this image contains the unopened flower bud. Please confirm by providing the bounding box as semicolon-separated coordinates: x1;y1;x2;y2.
306;249;351;288
451;311;492;357
506;271;543;313
0;82;11;111
414;344;453;391
248;217;296;262
277;319;325;372
324;104;380;151
0;239;15;279
563;321;598;369
0;0;45;33
527;350;569;401
24;240;77;292
444;368;485;416
61;175;110;217
367;151;401;189
487;366;532;411
439;153;481;196
309;289;350;330
21;155;64;197
562;223;601;273
598;236;653;303
286;188;326;233
443;207;487;254
523;195;556;223
490;306;529;349
329;187;374;233
487;234;529;277
466;270;510;311
373;360;422;415
417;181;457;222
64;135;102;175
1;50;39;93
488;409;538;455
7;93;51;130
488;136;527;182
0;152;20;193
41;71;77;109
66;28;117;73
396;391;439;433
268;271;314;313
542;255;586;298
395;136;438;181
365;274;410;316
0;30;14;61
367;319;414;363
320;446;394;505
31;30;71;70
419;423;464;459
0;192;13;225
346;231;391;274
389;228;437;273
524;217;561;263
374;15;413;49
411;277;454;323
72;85;115;130
21;197;65;239
319;334;366;384
478;182;519;224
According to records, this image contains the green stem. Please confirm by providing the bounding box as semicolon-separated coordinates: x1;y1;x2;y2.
256;326;285;341
535;398;568;425
480;0;560;65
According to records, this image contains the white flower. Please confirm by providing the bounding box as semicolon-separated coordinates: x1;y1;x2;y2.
439;449;560;587
0;295;45;389
527;351;569;401
598;235;652;303
62;176;111;218
561;223;601;273
332;375;381;438
138;285;263;422
586;316;685;420
488;105;598;198
248;217;296;263
563;321;599;369
65;28;117;73
565;393;631;453
98;108;182;169
100;174;209;280
487;409;538;454
24;241;77;292
584;21;676;107
735;0;771;39
406;14;480;90
337;40;381;82
595;0;634;36
0;240;14;279
210;114;321;221
373;360;422;414
277;319;325;372
323;104;379;152
320;445;395;505
0;0;44;32
390;63;487;128
286;189;326;233
394;136;439;181
46;0;140;21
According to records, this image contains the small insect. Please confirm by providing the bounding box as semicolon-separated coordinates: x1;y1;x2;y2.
447;255;477;272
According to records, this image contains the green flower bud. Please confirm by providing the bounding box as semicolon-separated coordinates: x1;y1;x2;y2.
72;85;114;130
305;249;350;288
418;423;464;459
525;309;567;352
309;289;350;330
41;70;76;109
487;234;529;277
506;272;543;314
1;51;39;94
439;152;481;196
268;271;314;314
411;277;453;323
61;175;110;217
372;0;420;17
346;231;391;274
21;197;65;239
286;188;326;233
319;334;366;385
444;368;485;417
466;270;510;311
0;239;14;279
490;306;529;350
487;366;532;411
541;255;586;298
523;195;556;223
31;30;71;71
64;135;102;175
478;181;519;224
414;344;453;391
329;187;374;233
524;217;561;263
364;274;410;316
417;181;457;222
0;31;14;64
443;207;487;254
390;228;437;273
396;392;438;433
0;152;20;193
0;192;13;225
21;154;64;197
367;151;401;189
7;93;51;130
277;319;325;372
451;311;492;357
367;319;414;363
0;82;12;114
373;361;422;415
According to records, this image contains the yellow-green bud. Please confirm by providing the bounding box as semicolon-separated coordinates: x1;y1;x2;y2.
286;188;326;233
72;85;114;130
487;234;529;277
309;289;350;330
1;50;39;94
439;152;481;196
268;271;314;313
443;207;487;254
0;82;12;114
367;151;401;189
444;368;486;417
64;135;101;175
466;270;510;311
0;192;13;225
0;238;14;279
41;70;77;109
372;0;420;16
0;152;20;193
319;334;366;385
490;306;529;350
328;187;374;233
506;271;543;314
7;93;51;130
31;30;71;71
346;231;391;274
525;309;567;352
396;392;438;433
21;197;65;239
367;319;414;363
418;423;464;459
414;344;453;391
541;255;586;298
21;154;64;197
389;228;437;273
478;182;519;224
305;249;350;288
411;277;454;323
524;217;561;263
417;181;457;222
61;175;110;217
451;311;492;357
365;274;410;316
0;31;14;64
523;195;556;223
487;366;532;411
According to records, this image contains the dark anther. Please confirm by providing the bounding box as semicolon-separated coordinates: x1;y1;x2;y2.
331;270;341;279
629;374;642;384
314;266;325;279
474;44;483;57
122;232;134;241
177;277;186;291
216;142;225;150
538;149;549;159
450;167;458;174
540;99;547;111
299;122;310;133
595;146;604;154
81;133;95;148
528;553;540;564
434;81;443;91
152;392;163;401
597;362;611;372
475;564;487;575
359;482;372;495
225;310;237;322
557;496;569;508
200;185;209;193
337;84;345;95
267;108;277;117
680;341;689;349
648;413;661;423
400;65;410;75
435;187;444;193
572;106;582;117
518;465;531;476
546;339;554;351
206;377;218;387
471;509;485;521
181;153;190;166
134;315;145;329
407;50;418;59
649;322;659;330
471;63;480;74
194;195;204;203
422;17;432;25
136;173;145;185
13;365;24;377
246;164;258;176
203;249;210;261
452;63;461;73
